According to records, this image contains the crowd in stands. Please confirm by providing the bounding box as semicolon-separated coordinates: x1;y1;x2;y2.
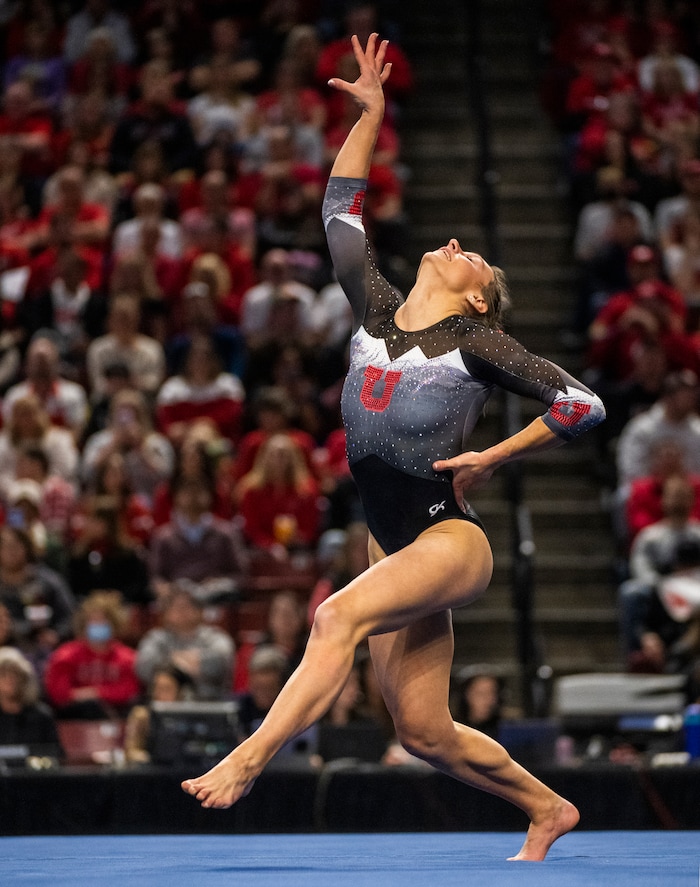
0;0;416;768
542;0;700;698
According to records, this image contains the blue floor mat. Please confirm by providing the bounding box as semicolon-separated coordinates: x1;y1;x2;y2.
2;832;699;887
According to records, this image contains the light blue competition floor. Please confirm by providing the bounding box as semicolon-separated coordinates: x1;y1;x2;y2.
2;832;699;887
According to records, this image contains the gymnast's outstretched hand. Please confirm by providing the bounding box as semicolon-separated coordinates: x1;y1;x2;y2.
327;32;392;115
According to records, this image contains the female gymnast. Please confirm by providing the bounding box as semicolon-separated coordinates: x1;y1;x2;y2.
182;34;605;861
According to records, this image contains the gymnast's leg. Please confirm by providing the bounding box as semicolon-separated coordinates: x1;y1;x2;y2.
368;589;579;860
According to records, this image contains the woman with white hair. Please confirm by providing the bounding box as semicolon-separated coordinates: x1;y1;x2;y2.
0;645;62;756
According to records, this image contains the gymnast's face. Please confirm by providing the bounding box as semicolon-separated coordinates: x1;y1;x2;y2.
420;238;494;309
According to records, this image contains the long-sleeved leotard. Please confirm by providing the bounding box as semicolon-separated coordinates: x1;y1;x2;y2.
323;176;605;554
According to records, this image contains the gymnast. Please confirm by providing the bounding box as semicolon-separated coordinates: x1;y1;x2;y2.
183;33;605;861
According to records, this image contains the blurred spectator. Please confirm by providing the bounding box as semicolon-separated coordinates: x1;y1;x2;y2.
660;199;700;316
638;21;700;95
49;96;117;212
640;59;699;177
66;495;151;605
453;667;505;740
240;248;316;349
188;16;261;96
0;646;62;758
180;168;256;259
15;249;106;380
236;432;321;553
586;245;694;390
3;332;88;437
44;590;141;718
79;359;134;442
626;439;700;543
620;475;700;668
235;643;318;759
63;0;137;66
241;122;325;253
123;664;195;764
0;393;79;498
574;166;654;264
619;477;700;666
656;157;700;246
112;182;183;261
280;24;322;90
135;586;234;700
306;521;368;625
25;165;110;266
110;140;174;227
187;53;255;150
572;90;670;211
148;478;245;603
3;20;66;115
573;204;648;338
564;41;636;133
0;135;33;246
134;1;207;73
86;294;165;401
109;60;199;179
3;478;48;557
0;525;76;675
232;385;316;482
0;80;52;182
77;451;154;548
315;1;413;124
255;56;326;132
155;332;245;446
165;279;247;381
66;26;132;120
3;0;62;60
12;445;76;550
81;389;174;501
233;589;308;693
616;370;700;487
151;432;234;526
184;238;256;327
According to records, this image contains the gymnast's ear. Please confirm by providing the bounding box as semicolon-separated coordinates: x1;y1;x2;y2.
467;292;488;315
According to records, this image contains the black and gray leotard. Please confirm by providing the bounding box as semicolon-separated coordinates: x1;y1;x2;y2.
323;176;605;553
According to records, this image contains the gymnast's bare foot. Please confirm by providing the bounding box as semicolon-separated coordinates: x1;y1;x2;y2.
181;748;259;809
508;797;580;862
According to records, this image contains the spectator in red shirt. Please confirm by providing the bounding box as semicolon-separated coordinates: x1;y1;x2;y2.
315;1;413;126
0;80;53;181
44;590;141;718
66;26;133;120
156;332;245;446
626;438;700;543
587;244;695;383
565;40;637;132
180;168;256;259
640;59;700;173
184;229;256;326
25;165;110;271
232;385;317;483
236;432;321;553
255;56;326;132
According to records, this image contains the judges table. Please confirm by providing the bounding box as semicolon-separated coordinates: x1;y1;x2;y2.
2;759;700;835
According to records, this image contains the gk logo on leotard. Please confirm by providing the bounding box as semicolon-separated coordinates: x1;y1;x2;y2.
360;365;402;412
429;501;446;517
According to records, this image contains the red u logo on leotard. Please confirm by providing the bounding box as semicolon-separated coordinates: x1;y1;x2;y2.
360;365;402;412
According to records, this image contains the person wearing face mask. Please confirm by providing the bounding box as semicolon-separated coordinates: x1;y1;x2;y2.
148;478;246;604
43;591;141;718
